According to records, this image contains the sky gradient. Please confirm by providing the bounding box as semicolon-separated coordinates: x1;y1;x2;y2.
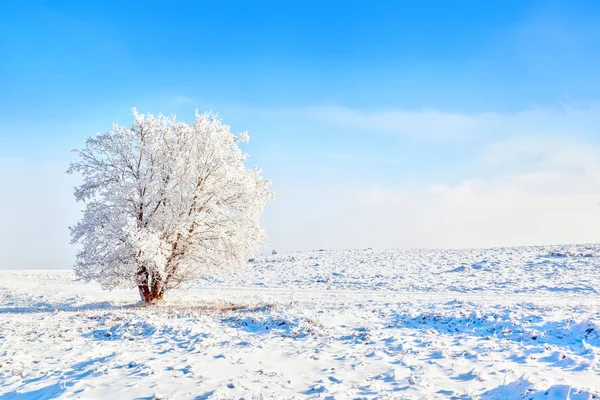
2;0;600;268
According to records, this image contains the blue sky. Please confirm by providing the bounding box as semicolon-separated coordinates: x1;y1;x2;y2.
2;0;600;268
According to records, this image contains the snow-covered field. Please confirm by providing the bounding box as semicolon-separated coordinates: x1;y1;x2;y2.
2;244;600;399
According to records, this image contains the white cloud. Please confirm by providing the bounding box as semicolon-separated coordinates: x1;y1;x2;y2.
309;103;600;141
483;136;600;173
309;106;479;140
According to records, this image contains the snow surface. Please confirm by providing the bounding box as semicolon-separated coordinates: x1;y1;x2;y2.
2;244;600;399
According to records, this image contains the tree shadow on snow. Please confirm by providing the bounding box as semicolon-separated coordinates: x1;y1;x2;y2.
389;306;599;344
0;301;140;315
481;380;598;400
193;391;216;400
218;304;319;338
0;354;117;400
384;306;600;372
0;383;65;400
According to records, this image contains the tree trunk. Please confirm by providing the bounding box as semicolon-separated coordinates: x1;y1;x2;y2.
137;267;165;304
138;281;165;304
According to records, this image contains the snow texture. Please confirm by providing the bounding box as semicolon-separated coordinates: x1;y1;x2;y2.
1;244;600;398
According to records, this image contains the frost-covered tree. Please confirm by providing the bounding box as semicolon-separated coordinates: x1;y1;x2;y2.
68;109;272;303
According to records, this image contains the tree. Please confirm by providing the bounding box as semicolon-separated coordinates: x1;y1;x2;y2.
68;109;272;304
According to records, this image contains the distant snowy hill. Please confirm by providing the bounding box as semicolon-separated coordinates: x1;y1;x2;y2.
199;243;600;295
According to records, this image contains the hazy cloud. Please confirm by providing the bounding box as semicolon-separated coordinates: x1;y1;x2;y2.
263;133;600;251
309;103;600;141
0;159;80;269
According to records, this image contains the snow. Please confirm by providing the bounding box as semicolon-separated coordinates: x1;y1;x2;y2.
2;244;600;398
